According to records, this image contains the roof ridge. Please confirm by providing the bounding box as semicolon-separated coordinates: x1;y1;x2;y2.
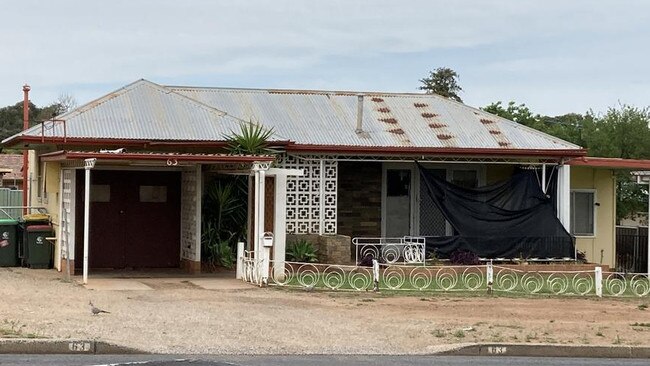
167;84;436;97
159;84;292;141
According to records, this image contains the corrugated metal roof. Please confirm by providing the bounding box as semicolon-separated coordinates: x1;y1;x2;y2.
7;80;279;143
5;79;581;152
169;85;581;150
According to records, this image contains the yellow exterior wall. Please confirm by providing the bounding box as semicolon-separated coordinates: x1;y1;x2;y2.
570;166;616;267
28;151;63;270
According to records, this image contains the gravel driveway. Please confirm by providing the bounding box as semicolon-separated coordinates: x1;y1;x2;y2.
1;268;649;354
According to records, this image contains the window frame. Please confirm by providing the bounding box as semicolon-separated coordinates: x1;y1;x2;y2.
570;189;597;237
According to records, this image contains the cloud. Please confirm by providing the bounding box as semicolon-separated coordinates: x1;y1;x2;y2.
0;0;649;114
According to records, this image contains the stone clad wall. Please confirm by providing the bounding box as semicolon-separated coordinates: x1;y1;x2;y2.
286;234;352;265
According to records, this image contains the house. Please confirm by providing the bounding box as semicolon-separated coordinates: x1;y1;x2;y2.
0;154;23;189
3;79;647;278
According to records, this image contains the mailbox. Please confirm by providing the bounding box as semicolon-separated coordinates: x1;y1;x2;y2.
262;232;274;247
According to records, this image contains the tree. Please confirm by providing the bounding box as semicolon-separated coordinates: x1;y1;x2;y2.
0;94;78;141
0;101;39;140
419;67;463;102
582;105;650;221
581;105;650;159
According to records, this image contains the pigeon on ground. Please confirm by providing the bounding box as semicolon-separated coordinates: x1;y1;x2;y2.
89;301;110;315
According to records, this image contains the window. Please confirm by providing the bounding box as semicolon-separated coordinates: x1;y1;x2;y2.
571;190;595;236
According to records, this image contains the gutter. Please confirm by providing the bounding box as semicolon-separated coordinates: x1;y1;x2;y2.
285;144;588;158
3;136;292;149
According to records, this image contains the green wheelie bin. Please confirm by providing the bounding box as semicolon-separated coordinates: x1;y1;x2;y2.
0;218;19;267
22;224;54;269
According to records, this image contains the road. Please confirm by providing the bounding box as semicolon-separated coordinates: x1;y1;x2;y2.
0;355;649;366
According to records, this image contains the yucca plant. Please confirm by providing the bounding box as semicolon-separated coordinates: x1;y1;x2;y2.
226;121;276;155
286;239;318;263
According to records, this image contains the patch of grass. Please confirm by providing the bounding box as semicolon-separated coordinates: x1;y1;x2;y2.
525;333;538;342
359;298;375;302
638;303;648;311
630;322;650;327
596;331;605;337
432;329;446;338
453;330;465;338
613;334;622;345
0;319;33;338
491;332;504;342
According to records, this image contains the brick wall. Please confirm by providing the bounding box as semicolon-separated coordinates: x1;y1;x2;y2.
337;162;382;238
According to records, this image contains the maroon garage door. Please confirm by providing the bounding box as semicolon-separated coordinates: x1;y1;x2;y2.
75;170;181;269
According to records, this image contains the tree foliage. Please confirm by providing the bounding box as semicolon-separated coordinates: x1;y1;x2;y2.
0;94;77;141
419;67;463;102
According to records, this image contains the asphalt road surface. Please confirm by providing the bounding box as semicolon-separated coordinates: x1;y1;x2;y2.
0;355;649;366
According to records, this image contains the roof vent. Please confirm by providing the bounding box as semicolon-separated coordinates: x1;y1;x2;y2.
356;94;364;134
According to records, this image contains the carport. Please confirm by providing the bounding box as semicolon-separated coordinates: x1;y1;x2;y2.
40;150;276;284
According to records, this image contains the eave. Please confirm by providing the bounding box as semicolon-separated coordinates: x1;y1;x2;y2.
40;150;274;164
285;143;588;159
567;157;650;170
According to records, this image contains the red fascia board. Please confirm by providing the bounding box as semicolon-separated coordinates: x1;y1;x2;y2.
40;151;274;163
4;136;291;149
285;144;588;158
567;157;650;169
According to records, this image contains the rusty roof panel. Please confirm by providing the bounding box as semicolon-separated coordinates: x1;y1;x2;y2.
173;84;581;150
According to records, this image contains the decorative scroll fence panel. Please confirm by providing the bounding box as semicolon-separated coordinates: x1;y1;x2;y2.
239;259;650;298
352;236;426;265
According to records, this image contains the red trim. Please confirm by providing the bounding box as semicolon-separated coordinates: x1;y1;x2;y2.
285;143;588;158
40;150;274;163
4;136;292;149
567;157;650;169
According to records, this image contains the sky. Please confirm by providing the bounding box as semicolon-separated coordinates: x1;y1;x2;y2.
1;0;649;116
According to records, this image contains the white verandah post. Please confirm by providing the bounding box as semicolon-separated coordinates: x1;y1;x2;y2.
82;158;96;285
273;174;287;279
556;164;572;257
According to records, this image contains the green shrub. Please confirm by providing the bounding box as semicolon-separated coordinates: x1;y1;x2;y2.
286;239;318;262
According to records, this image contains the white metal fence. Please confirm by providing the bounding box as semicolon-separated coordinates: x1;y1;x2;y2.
239;258;650;298
352;236;426;265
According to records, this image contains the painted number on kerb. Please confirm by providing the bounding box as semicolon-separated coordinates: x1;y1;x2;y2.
487;346;507;355
68;341;92;352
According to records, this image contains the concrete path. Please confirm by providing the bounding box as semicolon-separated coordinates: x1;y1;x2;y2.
83;277;250;291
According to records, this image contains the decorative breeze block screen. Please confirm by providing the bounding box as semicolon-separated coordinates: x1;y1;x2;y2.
278;155;337;234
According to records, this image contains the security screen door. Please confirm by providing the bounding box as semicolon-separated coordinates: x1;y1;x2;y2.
384;168;413;237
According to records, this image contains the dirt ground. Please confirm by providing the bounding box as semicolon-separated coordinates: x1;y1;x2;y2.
1;268;649;354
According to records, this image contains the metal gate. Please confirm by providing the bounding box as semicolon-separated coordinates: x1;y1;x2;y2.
616;226;648;273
